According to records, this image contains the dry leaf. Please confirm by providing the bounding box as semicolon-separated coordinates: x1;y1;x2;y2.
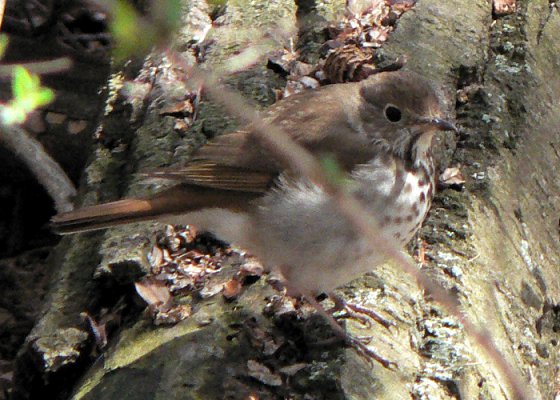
222;278;243;300
246;323;284;355
67;120;88;135
439;167;466;187
134;277;172;312
298;76;320;89
154;304;192;325
239;259;264;277
493;0;516;16
159;100;194;116
247;360;282;387
148;245;163;269
263;295;297;318
278;363;309;376
45;112;67;124
174;119;191;132
199;279;226;298
388;0;417;13
292;61;314;76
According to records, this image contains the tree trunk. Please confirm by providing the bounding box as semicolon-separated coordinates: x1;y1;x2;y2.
13;0;560;399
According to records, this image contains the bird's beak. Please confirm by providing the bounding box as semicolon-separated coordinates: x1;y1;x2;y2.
427;117;457;132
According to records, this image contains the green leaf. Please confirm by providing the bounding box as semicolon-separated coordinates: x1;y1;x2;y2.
27;88;55;109
35;87;55;106
12;66;34;100
3;67;54;125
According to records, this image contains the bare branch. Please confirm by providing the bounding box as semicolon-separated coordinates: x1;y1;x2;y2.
0;123;76;212
0;0;5;32
0;58;73;79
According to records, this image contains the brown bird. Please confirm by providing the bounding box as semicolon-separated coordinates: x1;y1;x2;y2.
52;70;455;298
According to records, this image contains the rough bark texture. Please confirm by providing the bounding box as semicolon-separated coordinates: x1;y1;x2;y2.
12;0;560;399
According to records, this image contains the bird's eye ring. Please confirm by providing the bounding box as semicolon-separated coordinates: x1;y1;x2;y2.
384;104;402;122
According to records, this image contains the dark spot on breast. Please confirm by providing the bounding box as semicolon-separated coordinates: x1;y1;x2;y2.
411;203;419;216
404;183;412;193
394;217;402;224
420;192;426;203
395;232;401;239
406;215;414;222
418;179;426;187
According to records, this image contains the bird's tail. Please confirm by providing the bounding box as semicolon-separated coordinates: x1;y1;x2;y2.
52;198;164;234
51;185;258;234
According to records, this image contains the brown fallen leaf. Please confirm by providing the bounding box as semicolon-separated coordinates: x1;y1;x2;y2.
67;119;88;135
148;245;164;269
388;0;417;13
263;295;297;318
153;304;192;325
222;278;243;300
493;0;516;16
159;99;194;116
174;118;191;132
134;277;172;313
245;322;284;356
278;363;309;376
247;360;282;387
239;259;264;277
439;166;466;188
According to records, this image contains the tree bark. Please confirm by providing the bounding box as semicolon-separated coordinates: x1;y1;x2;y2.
13;0;560;399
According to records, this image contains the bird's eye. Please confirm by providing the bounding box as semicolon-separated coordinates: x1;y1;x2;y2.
384;105;402;122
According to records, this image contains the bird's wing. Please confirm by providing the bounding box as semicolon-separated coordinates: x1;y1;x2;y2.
148;83;376;192
141;162;273;193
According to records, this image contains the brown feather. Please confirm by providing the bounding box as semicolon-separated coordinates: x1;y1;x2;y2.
191;131;279;172
142;162;273;193
190;84;377;176
51;185;260;234
141;83;380;195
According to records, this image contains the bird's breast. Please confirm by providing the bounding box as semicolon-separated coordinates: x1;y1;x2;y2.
379;167;433;245
354;155;434;245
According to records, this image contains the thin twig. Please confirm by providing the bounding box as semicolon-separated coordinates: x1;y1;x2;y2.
0;0;5;32
0;123;76;212
0;58;73;79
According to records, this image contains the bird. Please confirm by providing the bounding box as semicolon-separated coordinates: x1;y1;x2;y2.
52;70;455;300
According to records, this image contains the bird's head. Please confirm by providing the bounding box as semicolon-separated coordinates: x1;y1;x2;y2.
356;71;456;163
